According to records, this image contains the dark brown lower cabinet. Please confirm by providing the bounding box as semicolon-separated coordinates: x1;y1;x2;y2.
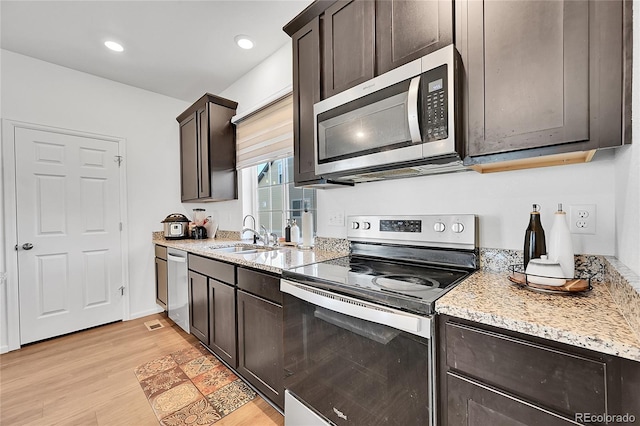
155;257;168;310
438;315;640;426
208;278;237;368
189;270;209;344
185;257;284;409
155;245;168;310
446;372;575;426
237;289;284;409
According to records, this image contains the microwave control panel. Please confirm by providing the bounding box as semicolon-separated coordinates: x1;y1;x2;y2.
422;64;448;142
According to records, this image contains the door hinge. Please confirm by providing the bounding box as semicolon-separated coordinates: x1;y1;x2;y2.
114;155;123;167
119;222;123;231
118;286;125;295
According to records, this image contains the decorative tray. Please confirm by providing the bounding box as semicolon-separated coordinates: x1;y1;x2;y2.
508;264;593;295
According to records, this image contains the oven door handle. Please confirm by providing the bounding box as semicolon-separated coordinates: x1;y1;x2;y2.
280;279;432;339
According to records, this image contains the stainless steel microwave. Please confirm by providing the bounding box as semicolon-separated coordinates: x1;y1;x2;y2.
314;45;465;183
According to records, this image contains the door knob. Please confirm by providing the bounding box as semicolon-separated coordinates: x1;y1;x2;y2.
22;243;34;250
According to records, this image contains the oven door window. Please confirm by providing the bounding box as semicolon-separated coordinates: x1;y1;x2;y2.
283;293;431;425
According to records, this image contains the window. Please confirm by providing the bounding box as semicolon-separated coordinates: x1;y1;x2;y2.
254;157;316;238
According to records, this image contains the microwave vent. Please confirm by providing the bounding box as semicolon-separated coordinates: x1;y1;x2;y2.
337;160;470;183
359;167;422;180
338;160;469;183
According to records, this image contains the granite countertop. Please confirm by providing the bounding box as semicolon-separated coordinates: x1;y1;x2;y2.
153;236;348;274
436;271;640;362
155;234;640;362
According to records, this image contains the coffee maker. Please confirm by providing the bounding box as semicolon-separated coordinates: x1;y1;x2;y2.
192;208;207;239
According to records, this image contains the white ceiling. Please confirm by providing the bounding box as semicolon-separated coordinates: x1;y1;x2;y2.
1;0;313;102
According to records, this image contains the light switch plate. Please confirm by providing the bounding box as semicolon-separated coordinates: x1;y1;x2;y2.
328;211;345;227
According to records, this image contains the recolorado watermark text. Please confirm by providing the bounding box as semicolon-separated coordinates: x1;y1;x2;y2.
575;413;636;423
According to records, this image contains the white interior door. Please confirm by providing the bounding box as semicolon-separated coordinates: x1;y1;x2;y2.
14;127;124;344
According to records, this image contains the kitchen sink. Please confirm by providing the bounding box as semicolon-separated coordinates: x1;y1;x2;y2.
208;245;278;255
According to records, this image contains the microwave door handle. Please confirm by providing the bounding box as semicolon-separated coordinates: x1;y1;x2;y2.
407;76;422;143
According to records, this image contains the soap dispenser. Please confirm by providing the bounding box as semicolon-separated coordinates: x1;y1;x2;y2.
548;203;574;278
523;204;546;268
290;219;300;244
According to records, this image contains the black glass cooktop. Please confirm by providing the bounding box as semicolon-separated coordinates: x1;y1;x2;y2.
282;255;471;315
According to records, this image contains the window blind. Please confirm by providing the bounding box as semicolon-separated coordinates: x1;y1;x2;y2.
235;94;293;170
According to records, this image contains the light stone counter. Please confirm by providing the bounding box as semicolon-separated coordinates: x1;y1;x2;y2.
153;235;348;275
436;270;640;362
155;235;640;362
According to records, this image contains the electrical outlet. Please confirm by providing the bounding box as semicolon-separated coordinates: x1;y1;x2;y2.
328;211;345;227
570;204;596;234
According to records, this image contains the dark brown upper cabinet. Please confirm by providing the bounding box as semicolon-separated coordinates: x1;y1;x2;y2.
458;0;632;168
376;0;453;75
176;94;238;202
292;17;322;185
322;0;375;98
285;0;451;186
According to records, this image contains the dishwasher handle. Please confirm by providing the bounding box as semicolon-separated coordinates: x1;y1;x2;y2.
167;253;187;263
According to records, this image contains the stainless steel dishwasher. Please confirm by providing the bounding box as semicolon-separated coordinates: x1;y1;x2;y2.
167;248;189;333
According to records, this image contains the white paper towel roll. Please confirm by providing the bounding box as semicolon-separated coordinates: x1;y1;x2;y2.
301;210;314;247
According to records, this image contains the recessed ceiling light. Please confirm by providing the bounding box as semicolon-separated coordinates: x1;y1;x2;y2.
104;41;124;52
234;35;254;50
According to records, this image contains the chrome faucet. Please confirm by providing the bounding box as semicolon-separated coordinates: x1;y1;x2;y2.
242;215;258;244
243;214;256;229
260;225;280;247
242;227;265;245
241;215;278;247
260;225;269;246
269;232;278;246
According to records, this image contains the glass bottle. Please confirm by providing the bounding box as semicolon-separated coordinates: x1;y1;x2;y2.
524;204;546;268
285;219;291;243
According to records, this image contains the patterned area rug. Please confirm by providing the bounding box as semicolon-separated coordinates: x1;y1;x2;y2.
134;345;256;425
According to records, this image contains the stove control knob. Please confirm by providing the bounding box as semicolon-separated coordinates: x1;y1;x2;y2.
434;222;446;232
362;222;371;230
452;222;465;233
351;222;360;229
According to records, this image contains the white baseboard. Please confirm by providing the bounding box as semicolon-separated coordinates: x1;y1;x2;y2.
129;307;164;321
0;344;9;354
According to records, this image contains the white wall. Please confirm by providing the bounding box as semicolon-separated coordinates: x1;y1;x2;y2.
614;3;640;276
0;45;6;351
317;153;617;256
189;42;295;231
221;43;293;116
0;50;190;333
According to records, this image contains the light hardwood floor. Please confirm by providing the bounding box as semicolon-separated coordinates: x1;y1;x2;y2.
0;314;284;426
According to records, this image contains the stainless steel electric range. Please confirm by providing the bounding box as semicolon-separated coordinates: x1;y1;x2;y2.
280;215;478;426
